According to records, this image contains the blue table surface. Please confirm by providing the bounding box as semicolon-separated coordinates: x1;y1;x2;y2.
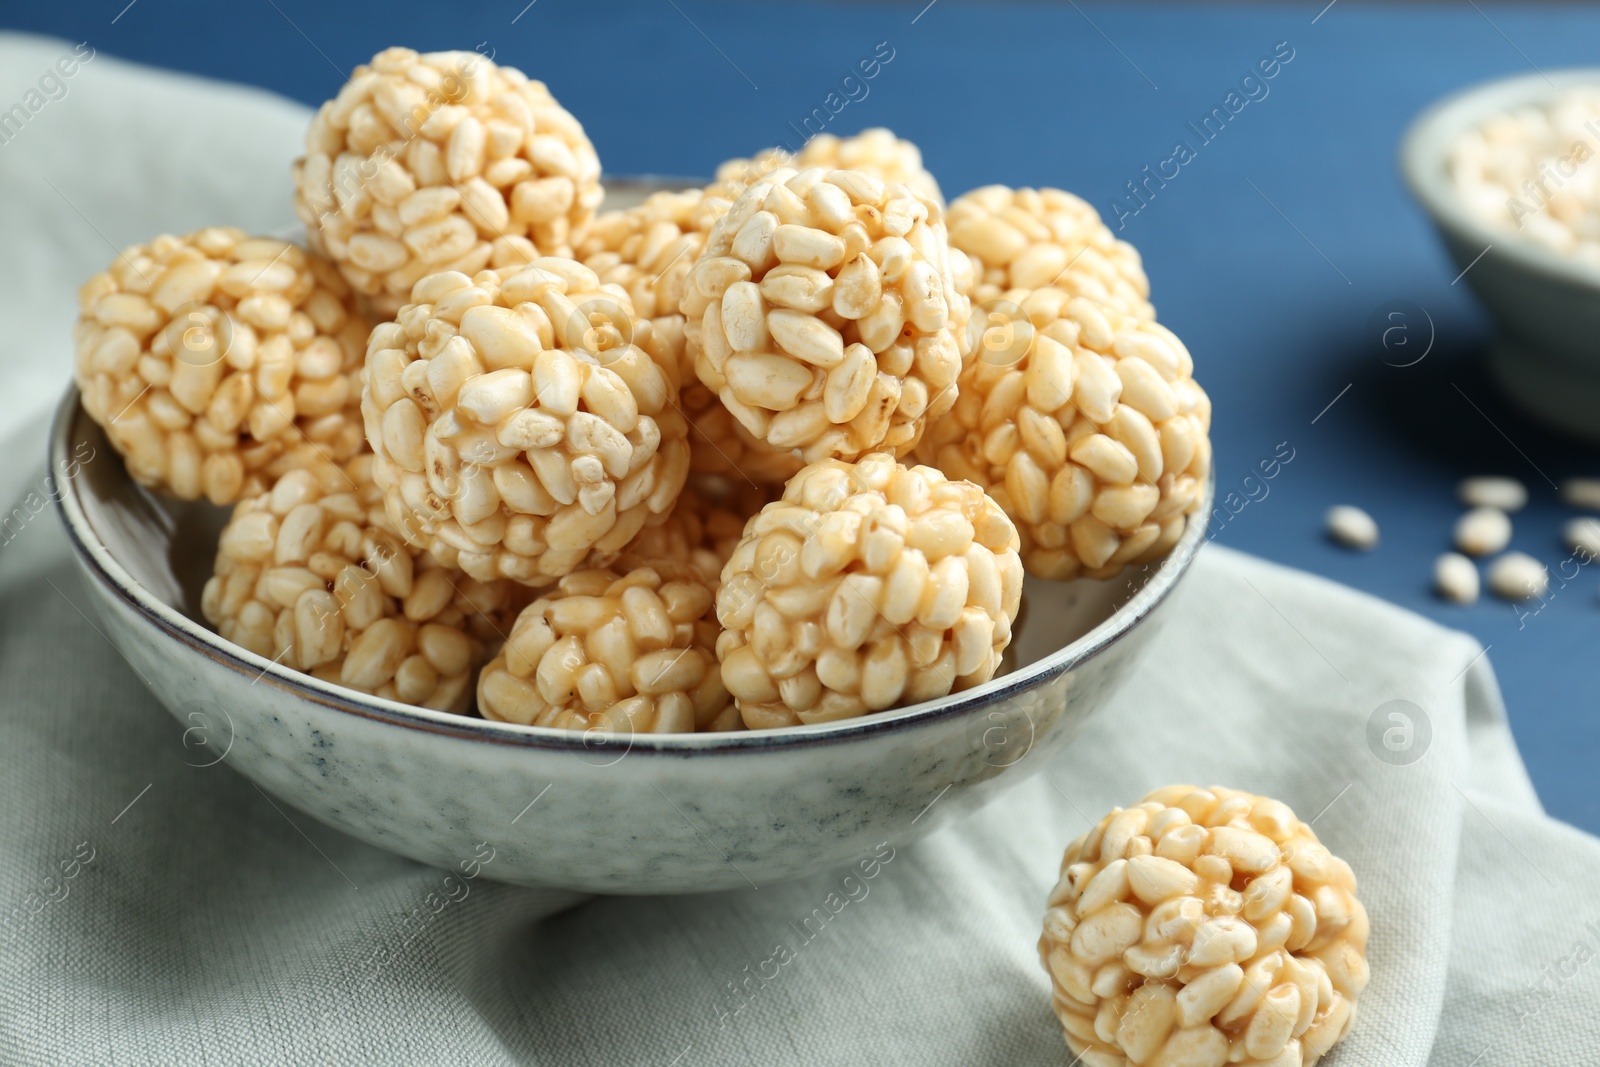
6;1;1598;834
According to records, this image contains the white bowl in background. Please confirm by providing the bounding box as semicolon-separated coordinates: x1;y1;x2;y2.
1402;69;1600;443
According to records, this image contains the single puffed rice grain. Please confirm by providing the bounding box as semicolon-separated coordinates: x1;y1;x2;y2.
1561;477;1600;510
1457;475;1527;513
1040;786;1368;1067
1325;506;1378;551
1564;516;1600;559
1434;552;1480;605
1487;551;1548;601
1454;506;1513;557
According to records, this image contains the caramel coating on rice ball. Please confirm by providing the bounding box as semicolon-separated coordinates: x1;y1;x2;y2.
716;128;944;205
294;47;602;316
949;186;1153;319
715;455;1022;730
1039;786;1369;1067
363;260;690;586
478;559;737;732
579;187;803;484
201;458;520;712
73;229;370;505
917;290;1210;581
682;166;970;463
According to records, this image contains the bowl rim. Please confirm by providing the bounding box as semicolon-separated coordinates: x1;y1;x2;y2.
52;386;1211;754
1400;66;1600;291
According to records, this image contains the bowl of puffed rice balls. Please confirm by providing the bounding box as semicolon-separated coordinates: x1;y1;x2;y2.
1403;68;1600;443
51;47;1213;893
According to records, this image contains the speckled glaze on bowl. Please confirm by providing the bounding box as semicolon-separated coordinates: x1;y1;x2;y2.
1401;70;1600;443
51;173;1211;892
51;388;1208;893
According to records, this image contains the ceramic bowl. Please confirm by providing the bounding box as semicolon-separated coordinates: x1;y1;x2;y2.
51;178;1211;893
1401;69;1600;443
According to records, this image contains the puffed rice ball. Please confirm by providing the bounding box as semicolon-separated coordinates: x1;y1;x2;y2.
682;166;970;463
917;290;1210;580
579;187;803;484
1040;786;1369;1067
478;558;738;732
715;454;1023;730
201;457;520;712
716;128;943;205
294;47;603;316
363;260;690;586
949;186;1153;319
73;229;370;505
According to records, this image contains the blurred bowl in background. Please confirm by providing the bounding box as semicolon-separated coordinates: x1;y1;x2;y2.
1402;69;1600;443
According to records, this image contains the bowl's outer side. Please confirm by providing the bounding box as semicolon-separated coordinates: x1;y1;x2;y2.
74;547;1179;892
1401;69;1600;442
55;361;1205;894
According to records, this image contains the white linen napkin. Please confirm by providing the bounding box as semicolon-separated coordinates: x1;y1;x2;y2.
1;34;1595;1065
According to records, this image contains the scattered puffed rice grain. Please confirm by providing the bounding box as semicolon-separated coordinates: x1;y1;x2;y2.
1457;475;1527;513
1434;552;1480;604
1325;505;1378;550
1454;506;1512;557
1561;477;1600;510
1487;552;1548;601
1564;516;1600;560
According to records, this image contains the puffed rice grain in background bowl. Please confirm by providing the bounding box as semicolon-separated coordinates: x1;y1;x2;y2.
1403;69;1600;443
